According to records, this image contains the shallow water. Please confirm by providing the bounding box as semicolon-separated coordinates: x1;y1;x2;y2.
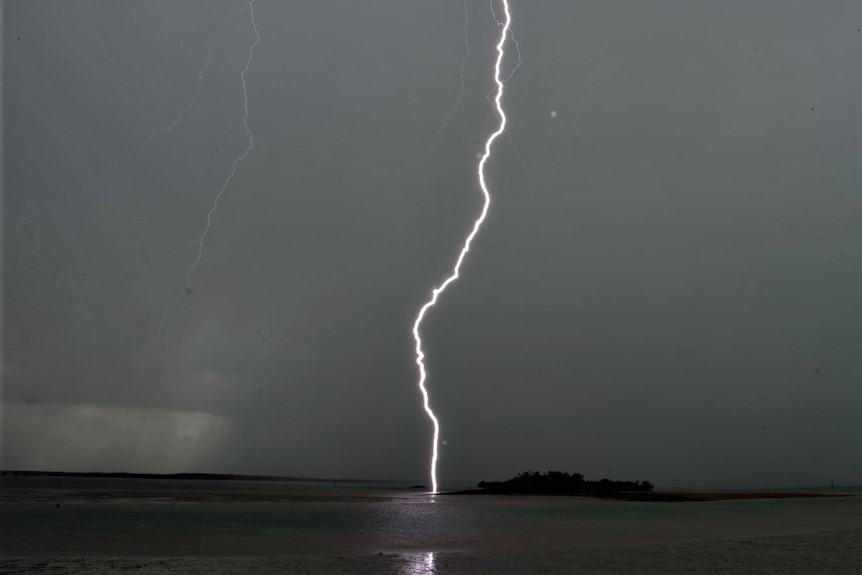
2;478;861;572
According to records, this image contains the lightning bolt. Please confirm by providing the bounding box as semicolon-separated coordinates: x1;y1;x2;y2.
484;7;534;196
117;3;248;167
489;0;522;85
412;0;513;494
428;0;471;150
158;0;260;334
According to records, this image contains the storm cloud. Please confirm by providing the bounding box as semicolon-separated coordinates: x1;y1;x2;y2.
4;0;862;487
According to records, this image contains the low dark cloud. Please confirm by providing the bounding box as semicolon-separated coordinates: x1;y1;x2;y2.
4;0;862;487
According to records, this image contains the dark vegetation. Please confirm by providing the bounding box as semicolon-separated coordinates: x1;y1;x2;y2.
453;471;852;501
472;470;654;495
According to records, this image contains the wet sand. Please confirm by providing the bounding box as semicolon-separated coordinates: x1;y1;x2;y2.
601;490;851;502
662;491;850;501
2;528;861;574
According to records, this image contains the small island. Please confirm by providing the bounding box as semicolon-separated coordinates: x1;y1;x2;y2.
451;470;655;497
447;470;852;502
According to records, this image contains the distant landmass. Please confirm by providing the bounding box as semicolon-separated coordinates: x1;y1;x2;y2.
0;470;377;484
4;470;851;503
448;470;852;502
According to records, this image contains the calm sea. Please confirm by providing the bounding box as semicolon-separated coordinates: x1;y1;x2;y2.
2;477;861;573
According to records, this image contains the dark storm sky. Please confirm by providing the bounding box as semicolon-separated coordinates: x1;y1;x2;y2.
3;0;862;488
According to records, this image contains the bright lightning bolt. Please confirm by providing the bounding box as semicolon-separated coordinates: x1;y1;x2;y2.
483;13;534;197
485;26;521;101
158;0;260;334
411;0;513;494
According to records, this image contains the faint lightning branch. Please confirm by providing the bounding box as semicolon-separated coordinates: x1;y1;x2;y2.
504;29;522;83
411;0;512;494
506;131;536;196
485;16;531;196
118;4;248;167
485;27;521;101
158;0;260;335
489;0;500;24
428;0;471;150
502;27;535;196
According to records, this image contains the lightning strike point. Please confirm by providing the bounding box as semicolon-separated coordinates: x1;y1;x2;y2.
411;0;514;494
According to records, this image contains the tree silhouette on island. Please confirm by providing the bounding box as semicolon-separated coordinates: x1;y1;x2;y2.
469;470;654;496
455;471;849;502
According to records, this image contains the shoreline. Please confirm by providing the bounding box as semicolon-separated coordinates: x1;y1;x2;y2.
442;489;856;502
0;470;377;484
